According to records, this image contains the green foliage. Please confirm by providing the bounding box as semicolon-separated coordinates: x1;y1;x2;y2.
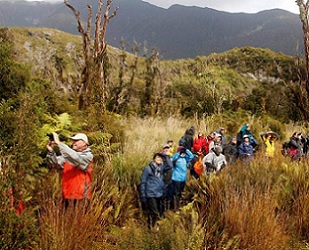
173;81;216;117
0;157;39;249
0;28;30;102
5;27;307;122
242;87;266;116
0;100;17;149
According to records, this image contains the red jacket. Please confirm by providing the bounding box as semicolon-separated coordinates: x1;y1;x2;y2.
192;136;207;154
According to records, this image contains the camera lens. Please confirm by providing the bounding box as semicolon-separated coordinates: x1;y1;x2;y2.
47;133;54;141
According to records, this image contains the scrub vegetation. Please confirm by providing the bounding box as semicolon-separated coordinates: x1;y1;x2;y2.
1;25;309;249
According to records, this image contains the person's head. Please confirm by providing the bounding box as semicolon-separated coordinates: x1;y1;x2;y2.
167;139;173;146
153;153;164;165
243;134;250;142
215;133;222;142
246;124;251;131
198;131;203;138
177;146;186;156
214;145;223;155
220;128;226;134
230;136;236;144
162;144;170;155
186;126;195;136
209;131;216;139
70;133;89;152
292;132;298;138
265;132;271;139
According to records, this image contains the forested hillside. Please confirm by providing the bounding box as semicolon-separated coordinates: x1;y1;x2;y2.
6;27;305;122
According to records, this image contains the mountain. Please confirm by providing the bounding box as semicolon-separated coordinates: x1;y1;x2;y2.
0;0;304;59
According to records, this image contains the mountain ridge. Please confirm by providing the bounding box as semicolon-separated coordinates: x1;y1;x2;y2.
0;0;304;59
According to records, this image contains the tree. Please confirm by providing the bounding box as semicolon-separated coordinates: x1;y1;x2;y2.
64;0;119;112
296;0;309;120
140;49;161;116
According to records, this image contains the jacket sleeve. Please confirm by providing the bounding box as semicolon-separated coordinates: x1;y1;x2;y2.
260;132;267;141
46;152;65;169
140;167;149;198
163;155;173;171
238;143;245;155
171;152;180;165
185;149;194;162
58;143;93;171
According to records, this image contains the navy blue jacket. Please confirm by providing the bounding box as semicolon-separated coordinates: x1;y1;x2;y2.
140;161;164;198
238;142;254;161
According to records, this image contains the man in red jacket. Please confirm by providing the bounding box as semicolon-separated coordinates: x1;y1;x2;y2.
47;132;93;209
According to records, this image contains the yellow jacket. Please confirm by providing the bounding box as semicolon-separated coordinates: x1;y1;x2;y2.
264;138;275;158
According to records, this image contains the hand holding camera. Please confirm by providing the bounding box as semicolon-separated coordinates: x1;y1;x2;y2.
46;132;61;152
47;133;54;141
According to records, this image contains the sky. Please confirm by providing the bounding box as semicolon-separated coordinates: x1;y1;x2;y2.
142;0;300;14
19;0;300;14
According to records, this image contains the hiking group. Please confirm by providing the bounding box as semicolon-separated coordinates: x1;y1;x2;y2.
139;124;309;230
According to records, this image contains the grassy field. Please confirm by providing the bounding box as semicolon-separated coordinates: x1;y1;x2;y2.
2;116;308;249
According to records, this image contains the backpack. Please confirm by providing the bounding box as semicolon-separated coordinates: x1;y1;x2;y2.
236;131;243;147
178;136;186;147
281;141;290;156
193;157;203;176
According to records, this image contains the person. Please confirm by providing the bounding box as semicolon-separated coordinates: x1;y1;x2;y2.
217;127;227;147
202;145;227;174
205;131;216;155
192;131;207;155
260;131;277;158
171;146;194;210
140;153;165;229
288;132;303;161
46;132;93;208
166;139;175;156
303;134;309;157
223;136;238;164
237;124;258;149
161;145;174;211
178;126;195;151
208;133;222;152
238;134;254;163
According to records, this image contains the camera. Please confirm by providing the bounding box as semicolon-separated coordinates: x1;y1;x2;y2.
47;133;54;141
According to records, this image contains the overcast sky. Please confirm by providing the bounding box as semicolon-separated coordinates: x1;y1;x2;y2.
142;0;299;14
20;0;300;14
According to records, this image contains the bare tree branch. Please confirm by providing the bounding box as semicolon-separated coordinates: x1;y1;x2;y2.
64;0;119;111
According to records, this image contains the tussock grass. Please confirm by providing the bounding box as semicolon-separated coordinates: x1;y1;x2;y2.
3;116;309;249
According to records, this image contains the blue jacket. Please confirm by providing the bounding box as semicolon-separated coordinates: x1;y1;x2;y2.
140;161;164;198
171;149;194;182
238;142;254;161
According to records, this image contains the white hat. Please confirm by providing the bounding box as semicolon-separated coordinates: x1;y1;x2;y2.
70;133;89;145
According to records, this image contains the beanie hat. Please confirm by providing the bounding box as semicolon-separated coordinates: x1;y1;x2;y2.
153;153;164;160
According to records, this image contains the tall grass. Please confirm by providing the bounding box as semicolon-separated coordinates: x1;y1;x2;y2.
3;116;309;249
104;116;309;249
